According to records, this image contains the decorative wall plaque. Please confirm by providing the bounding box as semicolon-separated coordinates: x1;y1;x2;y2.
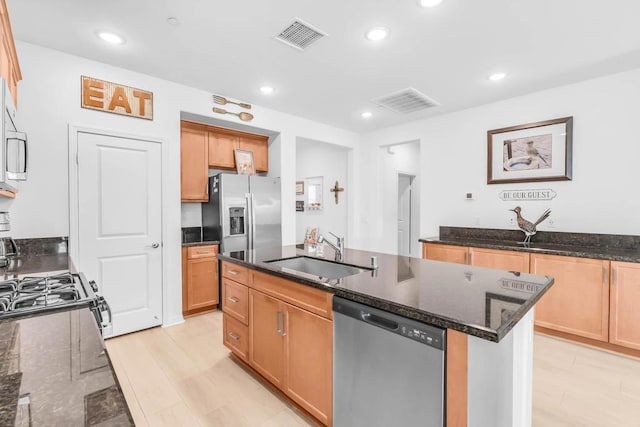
81;76;153;120
499;189;557;201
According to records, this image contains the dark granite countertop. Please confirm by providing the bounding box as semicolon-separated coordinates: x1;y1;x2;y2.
182;241;220;248
0;308;133;426
218;245;553;342
420;227;640;263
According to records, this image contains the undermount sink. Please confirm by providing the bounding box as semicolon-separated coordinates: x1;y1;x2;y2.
266;256;370;280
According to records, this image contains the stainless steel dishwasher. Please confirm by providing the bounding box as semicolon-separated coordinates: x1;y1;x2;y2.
333;297;445;427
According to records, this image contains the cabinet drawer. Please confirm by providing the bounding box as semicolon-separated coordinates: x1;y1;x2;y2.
222;278;249;325
252;270;333;320
223;314;249;362
222;262;249;283
187;245;218;259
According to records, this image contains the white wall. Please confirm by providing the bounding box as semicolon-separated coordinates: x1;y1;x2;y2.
295;138;349;244
358;68;640;242
7;41;359;326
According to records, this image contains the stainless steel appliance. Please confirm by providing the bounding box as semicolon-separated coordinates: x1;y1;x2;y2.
202;173;281;252
0;236;17;267
333;297;446;427
0;272;112;335
0;77;28;191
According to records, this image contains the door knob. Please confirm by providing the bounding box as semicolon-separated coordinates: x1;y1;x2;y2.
146;243;160;249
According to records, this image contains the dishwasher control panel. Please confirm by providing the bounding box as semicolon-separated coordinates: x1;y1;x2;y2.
400;324;444;348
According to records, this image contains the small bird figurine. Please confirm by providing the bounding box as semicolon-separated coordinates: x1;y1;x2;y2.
510;206;551;244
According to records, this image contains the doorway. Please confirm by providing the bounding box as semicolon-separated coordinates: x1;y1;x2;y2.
398;174;416;256
69;126;164;337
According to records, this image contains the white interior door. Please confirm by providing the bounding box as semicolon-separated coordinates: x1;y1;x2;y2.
77;131;162;337
398;174;412;256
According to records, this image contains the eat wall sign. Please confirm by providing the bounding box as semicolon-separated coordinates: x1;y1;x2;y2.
81;76;153;120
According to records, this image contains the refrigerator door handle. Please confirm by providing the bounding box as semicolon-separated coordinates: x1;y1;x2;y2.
245;193;253;249
250;193;257;250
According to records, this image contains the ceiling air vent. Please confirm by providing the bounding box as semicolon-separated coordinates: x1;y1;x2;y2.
275;18;327;51
371;88;440;114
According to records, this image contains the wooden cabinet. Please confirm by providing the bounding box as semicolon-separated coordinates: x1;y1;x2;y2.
609;262;640;350
531;254;609;342
207;126;269;173
220;261;333;426
422;243;468;264
468;247;530;272
0;0;22;106
422;243;529;273
183;245;219;316
180;121;209;202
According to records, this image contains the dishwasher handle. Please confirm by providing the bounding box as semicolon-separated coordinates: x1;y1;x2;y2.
360;312;399;331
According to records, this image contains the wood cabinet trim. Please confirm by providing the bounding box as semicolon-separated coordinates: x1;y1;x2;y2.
446;328;468;427
251;270;333;320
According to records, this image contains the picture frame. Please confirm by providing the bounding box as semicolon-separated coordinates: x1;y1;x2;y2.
296;200;304;212
487;116;573;184
484;292;526;329
234;149;255;175
296;181;304;195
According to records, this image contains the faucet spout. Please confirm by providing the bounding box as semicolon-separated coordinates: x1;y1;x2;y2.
317;232;344;261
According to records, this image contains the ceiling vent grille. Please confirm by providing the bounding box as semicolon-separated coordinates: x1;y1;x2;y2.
371;88;440;114
275;18;327;51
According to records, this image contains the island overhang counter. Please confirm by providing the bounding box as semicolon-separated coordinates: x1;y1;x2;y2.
217;245;554;427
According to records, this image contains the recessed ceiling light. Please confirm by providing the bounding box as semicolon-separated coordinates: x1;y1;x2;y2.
259;86;274;94
488;72;507;81
365;27;389;41
361;111;373;119
167;17;180;26
419;0;444;7
96;31;125;45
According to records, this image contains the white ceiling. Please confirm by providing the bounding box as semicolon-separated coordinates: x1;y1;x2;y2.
7;0;640;132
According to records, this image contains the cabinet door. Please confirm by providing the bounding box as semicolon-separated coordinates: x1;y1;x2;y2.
208;130;238;169
531;254;609;341
180;122;209;202
469;247;530;273
422;243;468;264
186;256;219;312
610;262;640;350
249;289;285;388
238;134;269;173
283;302;333;426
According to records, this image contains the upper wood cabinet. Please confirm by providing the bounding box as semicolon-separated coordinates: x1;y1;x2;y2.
531;253;609;342
422;243;468;264
180;121;209;202
609;261;640;350
0;0;22;106
208;126;269;173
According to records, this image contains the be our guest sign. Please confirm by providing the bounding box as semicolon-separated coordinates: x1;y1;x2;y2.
81;76;153;120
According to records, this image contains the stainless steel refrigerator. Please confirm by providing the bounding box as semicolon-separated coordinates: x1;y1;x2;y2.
202;173;281;252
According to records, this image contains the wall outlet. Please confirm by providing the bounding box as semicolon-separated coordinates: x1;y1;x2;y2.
509;217;515;225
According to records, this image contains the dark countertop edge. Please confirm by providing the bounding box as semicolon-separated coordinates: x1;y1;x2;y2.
419;237;640;263
217;254;552;342
182;241;220;248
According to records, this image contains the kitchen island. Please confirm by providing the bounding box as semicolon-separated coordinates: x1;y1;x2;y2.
218;245;554;427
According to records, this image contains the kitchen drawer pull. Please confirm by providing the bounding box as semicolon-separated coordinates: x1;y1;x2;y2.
197;250;209;254
227;269;239;275
227;332;240;341
227;296;240;303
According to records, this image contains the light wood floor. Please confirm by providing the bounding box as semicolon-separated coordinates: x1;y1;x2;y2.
107;311;640;427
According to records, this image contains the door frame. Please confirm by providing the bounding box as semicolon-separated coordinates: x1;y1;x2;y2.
68;124;168;325
396;171;418;256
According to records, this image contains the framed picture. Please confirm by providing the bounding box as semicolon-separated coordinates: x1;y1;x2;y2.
485;292;526;329
296;181;304;195
296;200;304;212
487;116;573;184
234;149;255;175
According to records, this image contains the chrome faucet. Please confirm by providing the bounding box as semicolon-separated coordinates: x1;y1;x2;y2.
317;232;344;261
